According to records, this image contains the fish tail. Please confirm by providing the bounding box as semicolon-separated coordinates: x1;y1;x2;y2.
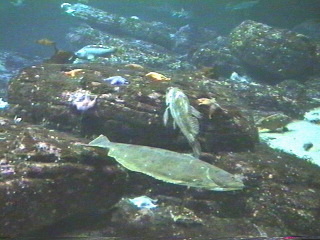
191;140;201;158
88;134;111;148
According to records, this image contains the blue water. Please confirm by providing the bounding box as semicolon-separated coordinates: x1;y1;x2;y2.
1;0;320;57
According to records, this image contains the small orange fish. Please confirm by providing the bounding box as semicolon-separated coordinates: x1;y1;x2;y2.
36;38;55;46
197;97;226;119
197;98;213;105
125;63;144;70
36;38;59;53
64;69;84;78
145;72;171;81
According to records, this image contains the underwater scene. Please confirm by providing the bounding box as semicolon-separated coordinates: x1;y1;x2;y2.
1;0;320;239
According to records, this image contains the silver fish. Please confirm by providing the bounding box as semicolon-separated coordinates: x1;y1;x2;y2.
75;45;116;60
86;135;244;191
164;87;201;158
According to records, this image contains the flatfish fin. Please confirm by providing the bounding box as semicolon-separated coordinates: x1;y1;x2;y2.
88;135;111;148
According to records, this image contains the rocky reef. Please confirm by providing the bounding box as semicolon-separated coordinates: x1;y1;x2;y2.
7;63;257;153
62;3;177;50
0;51;41;98
1;59;320;237
229;20;317;80
1;3;320;239
190;36;244;77
65;24;193;70
62;3;217;56
0;117;125;237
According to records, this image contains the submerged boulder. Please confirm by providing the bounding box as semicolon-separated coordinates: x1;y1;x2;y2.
61;3;214;55
229;20;317;80
65;24;193;70
61;3;176;50
292;19;320;40
190;36;244;77
0;51;41;97
3;62;320;239
17;144;320;238
0;117;125;237
7;63;258;154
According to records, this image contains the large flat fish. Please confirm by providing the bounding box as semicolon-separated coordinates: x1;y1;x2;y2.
86;135;244;191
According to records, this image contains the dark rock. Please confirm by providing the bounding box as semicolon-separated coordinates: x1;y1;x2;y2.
3;62;320;239
66;24;193;70
229;20;317;80
0;51;41;75
63;4;215;56
229;146;320;236
292;19;320;40
315;43;320;75
190;36;244;77
171;24;195;54
0;117;125;237
305;76;320;102
62;3;176;50
0;51;41;97
224;77;319;118
171;24;218;54
24;145;320;238
7;63;258;154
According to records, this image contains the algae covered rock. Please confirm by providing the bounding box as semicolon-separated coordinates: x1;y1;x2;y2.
229;20;317;80
191;37;244;77
0;117;125;237
293;19;320;40
66;24;192;70
21;145;320;238
7;63;258;154
62;3;176;49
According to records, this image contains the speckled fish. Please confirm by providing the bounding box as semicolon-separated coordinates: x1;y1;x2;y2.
86;135;244;191
75;45;116;60
164;87;201;158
